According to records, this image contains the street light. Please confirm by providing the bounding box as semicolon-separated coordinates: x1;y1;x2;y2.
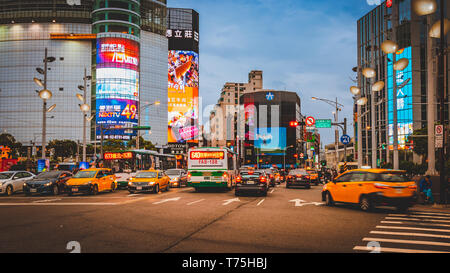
76;68;91;163
34;48;55;160
311;97;343;171
137;101;161;150
412;0;448;204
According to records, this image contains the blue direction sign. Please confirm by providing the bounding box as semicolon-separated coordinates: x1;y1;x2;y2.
340;135;351;145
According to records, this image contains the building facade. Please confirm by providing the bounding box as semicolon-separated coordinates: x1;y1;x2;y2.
0;0;170;153
240;91;302;168
356;0;449;168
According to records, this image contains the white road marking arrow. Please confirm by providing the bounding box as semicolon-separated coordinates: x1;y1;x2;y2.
223;198;240;206
152;197;181;205
289;199;307;207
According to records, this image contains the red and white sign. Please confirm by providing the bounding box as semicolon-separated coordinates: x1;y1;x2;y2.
435;125;444;149
305;116;316;127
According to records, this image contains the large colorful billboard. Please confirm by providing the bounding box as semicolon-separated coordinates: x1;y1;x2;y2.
96;37;140;140
254;127;287;155
168;50;199;143
387;46;413;150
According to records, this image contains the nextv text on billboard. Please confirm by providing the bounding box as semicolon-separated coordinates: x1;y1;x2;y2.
96;37;140;140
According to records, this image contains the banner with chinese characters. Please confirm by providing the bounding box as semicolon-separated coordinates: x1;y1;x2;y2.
387;46;413;150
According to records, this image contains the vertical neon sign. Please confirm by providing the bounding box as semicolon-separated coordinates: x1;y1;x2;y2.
96;37;140;140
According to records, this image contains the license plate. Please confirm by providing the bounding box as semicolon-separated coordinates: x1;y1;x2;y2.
204;177;211;181
72;188;78;192
247;181;255;185
30;189;37;193
137;187;142;190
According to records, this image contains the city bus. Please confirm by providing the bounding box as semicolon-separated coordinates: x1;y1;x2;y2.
187;147;238;191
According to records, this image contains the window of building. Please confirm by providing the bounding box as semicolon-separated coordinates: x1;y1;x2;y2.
108;24;129;34
108;12;129;22
108;1;129;10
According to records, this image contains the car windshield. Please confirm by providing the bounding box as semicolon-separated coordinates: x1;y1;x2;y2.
0;173;13;179
74;171;96;179
136;172;157;178
166;170;181;175
36;172;60;179
289;170;309;176
379;173;410;182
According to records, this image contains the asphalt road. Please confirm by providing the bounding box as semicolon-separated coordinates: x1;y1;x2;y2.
0;183;449;253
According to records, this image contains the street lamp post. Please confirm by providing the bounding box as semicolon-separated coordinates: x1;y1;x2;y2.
76;68;92;163
412;0;448;203
34;48;56;160
311;97;344;171
137;101;160;149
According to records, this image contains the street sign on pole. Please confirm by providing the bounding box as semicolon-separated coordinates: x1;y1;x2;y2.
316;119;332;128
340;135;351;145
305;116;316;127
435;125;444;148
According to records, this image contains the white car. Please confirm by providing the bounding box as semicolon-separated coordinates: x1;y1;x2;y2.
0;171;36;196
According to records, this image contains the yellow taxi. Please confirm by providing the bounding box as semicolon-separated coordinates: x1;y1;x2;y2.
306;169;319;185
322;169;417;212
66;168;117;196
128;170;170;194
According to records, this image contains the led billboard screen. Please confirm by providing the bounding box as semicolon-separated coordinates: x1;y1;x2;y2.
96;37;140;140
168;50;199;143
387;46;413;150
254;127;287;155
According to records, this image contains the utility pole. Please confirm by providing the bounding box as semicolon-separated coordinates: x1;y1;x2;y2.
426;14;438;175
437;0;447;204
370;28;377;168
42;48;48;160
82;68;87;162
335;97;339;171
392;2;399;170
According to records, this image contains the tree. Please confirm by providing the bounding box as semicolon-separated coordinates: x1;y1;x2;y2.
103;139;126;152
47;140;78;161
127;136;157;151
407;128;428;158
0;133;22;159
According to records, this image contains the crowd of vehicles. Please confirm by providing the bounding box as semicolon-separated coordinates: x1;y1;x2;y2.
0;147;419;213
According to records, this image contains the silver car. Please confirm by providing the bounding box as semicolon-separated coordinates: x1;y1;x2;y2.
0;171;36;196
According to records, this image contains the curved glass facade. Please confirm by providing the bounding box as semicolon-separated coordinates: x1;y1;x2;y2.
0;0;92;24
0;0;172;147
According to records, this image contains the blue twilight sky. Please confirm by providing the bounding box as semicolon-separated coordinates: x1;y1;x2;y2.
168;0;380;145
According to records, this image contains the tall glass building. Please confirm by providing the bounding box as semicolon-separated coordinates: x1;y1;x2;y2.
356;0;449;167
0;0;170;152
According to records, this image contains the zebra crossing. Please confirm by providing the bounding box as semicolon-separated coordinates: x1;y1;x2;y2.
354;210;450;253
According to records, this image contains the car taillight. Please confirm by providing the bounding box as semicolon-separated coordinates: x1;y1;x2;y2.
260;176;267;183
236;176;242;183
270;174;274;178
408;185;417;190
374;183;390;189
305;176;310;179
222;173;228;180
187;172;191;180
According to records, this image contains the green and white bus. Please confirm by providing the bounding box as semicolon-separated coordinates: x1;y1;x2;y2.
187;147;238;191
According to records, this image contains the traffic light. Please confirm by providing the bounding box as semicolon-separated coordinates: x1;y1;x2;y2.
290;121;299;127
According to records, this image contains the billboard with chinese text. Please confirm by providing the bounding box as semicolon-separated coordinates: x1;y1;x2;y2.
387;46;413;150
168;50;199;143
95;37;140;140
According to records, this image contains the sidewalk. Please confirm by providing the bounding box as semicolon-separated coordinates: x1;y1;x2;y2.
411;203;450;213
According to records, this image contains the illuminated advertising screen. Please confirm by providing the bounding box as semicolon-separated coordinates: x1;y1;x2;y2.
387;46;413;150
254;127;287;155
168;50;199;143
96;37;140;140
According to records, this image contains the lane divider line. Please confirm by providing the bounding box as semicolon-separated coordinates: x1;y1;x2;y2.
187;199;205;206
370;230;450;239
362;237;450;247
353;246;449;254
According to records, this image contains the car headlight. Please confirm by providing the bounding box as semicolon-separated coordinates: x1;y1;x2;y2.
45;182;52;187
149;182;155;185
128;182;133;186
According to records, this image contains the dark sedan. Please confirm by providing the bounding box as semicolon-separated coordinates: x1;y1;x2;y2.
235;170;269;196
23;171;72;196
286;169;311;189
